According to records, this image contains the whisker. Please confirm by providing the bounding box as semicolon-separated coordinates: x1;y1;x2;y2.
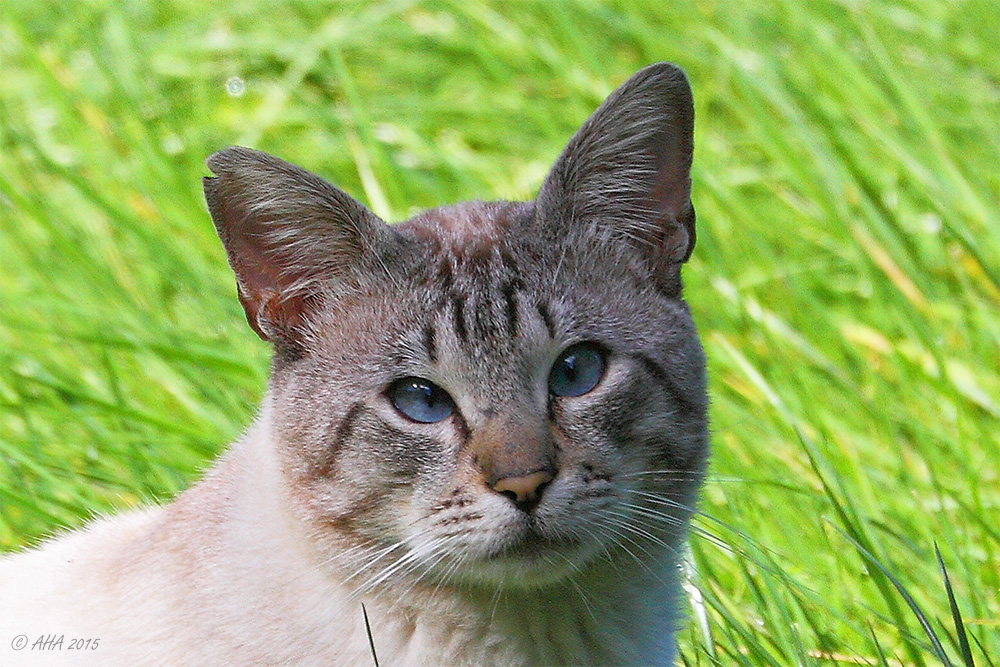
424;538;469;598
621;491;812;587
489;582;506;625
388;535;463;608
618;501;689;529
621;469;708;479
343;540;410;585
622;489;699;517
618;496;736;555
614;504;684;535
588;515;656;571
342;525;448;602
620;469;707;478
626;488;784;558
283;535;386;591
352;550;424;601
567;574;598;623
301;536;378;573
620;470;751;485
604;507;683;559
595;522;668;580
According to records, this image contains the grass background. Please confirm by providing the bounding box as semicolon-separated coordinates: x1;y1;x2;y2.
1;0;997;663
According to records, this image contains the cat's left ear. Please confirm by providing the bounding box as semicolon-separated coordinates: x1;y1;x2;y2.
203;147;397;349
537;63;696;283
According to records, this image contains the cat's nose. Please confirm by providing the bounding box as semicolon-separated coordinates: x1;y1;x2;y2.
492;470;554;507
469;412;556;510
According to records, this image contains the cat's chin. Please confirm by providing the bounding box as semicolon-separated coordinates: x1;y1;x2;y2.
449;553;589;589
438;530;606;590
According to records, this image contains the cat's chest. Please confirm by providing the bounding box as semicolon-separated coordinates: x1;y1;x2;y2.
361;584;676;666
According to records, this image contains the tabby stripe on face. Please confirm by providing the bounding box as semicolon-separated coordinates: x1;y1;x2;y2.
452;410;470;444
436;255;454;294
422;322;438;363
314;402;364;478
501;281;520;337
536;301;556;339
498;250;526;337
632;354;698;417
323;491;382;533
546;399;561;429
372;412;468;461
451;294;469;344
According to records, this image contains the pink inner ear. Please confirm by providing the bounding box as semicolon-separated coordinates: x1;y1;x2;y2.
236;284;269;340
236;279;314;344
223;223;298;342
229;232;319;343
219;205;324;343
648;120;695;265
651;139;691;219
204;147;394;348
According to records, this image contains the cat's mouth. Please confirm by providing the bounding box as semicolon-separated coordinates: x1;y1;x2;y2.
439;511;605;587
492;519;573;558
406;480;623;587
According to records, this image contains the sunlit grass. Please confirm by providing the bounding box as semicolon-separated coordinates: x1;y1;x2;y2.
1;0;997;663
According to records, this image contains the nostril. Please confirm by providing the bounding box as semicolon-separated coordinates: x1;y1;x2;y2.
492;470;554;510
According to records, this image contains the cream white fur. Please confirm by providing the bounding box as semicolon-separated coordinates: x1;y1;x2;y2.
0;399;684;666
1;62;704;666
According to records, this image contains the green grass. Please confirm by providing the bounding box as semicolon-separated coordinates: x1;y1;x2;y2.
1;0;997;663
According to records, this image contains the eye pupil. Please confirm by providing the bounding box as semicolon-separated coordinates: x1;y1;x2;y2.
389;377;455;423
548;343;605;397
563;354;581;381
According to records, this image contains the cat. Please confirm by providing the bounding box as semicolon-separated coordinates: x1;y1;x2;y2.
0;61;708;666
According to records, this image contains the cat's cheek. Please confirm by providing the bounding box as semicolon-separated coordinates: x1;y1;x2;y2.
626;394;708;477
334;403;452;478
401;497;520;571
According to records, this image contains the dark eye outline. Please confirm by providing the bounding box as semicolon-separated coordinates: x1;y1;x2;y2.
387;377;456;424
547;342;607;398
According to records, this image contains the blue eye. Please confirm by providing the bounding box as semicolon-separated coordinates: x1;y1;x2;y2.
548;343;606;397
389;377;455;423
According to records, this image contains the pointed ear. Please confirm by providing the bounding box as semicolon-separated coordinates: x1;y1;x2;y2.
203;146;392;347
537;63;696;282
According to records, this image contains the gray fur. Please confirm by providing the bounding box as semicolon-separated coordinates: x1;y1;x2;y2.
0;62;708;666
207;62;707;662
206;62;708;663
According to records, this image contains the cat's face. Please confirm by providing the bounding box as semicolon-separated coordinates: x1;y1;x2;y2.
204;63;707;590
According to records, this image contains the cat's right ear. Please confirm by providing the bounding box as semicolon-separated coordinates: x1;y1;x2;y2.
536;63;696;292
203;147;393;347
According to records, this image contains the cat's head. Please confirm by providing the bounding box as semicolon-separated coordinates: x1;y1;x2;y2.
203;63;707;590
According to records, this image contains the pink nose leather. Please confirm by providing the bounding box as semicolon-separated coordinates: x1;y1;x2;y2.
492;470;554;504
